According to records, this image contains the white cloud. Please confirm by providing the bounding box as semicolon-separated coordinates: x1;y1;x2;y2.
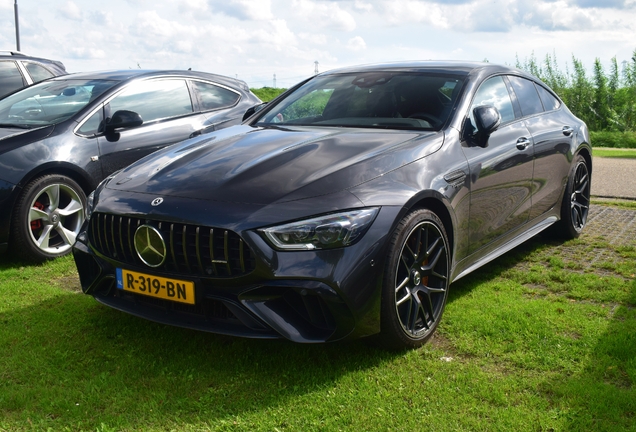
346;36;366;51
58;1;83;21
211;0;274;20
291;0;357;31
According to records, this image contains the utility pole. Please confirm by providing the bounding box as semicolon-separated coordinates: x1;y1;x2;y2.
273;74;276;88
314;61;319;75
14;0;21;51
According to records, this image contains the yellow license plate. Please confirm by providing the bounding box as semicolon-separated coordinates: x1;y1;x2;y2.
116;268;195;305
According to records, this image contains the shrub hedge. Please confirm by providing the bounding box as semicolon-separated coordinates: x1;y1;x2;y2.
590;131;636;148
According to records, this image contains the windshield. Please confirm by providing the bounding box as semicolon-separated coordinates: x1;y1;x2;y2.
256;72;465;131
0;79;117;128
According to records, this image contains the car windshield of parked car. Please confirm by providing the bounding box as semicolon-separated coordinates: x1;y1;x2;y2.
0;79;117;128
256;72;465;131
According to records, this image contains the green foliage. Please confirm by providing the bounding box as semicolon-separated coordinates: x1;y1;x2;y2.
590;130;636;148
250;87;287;102
516;48;636;133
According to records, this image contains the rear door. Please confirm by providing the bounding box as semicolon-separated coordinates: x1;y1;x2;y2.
506;76;574;219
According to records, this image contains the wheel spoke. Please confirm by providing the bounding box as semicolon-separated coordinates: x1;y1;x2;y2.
425;236;440;259
35;225;55;248
57;198;84;216
29;206;48;222
414;227;423;259
396;291;411;306
45;184;61;211
395;276;409;294
56;225;77;246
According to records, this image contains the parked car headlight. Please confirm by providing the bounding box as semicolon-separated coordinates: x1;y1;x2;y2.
86;170;122;221
261;208;379;250
86;190;96;220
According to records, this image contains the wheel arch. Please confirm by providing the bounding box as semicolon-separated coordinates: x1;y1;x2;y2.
6;162;96;240
400;192;456;260
16;162;97;197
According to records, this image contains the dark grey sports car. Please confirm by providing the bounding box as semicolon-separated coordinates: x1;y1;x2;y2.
73;61;591;349
0;70;261;262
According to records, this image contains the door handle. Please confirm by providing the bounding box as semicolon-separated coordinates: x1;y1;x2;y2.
516;137;531;150
562;126;574;136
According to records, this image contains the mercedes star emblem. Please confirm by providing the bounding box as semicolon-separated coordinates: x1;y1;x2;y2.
134;225;167;267
151;197;164;206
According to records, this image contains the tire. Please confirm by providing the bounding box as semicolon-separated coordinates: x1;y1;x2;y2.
554;154;590;240
378;209;451;350
11;174;86;263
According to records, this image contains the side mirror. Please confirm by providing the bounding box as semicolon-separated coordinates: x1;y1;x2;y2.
103;110;143;135
472;105;501;146
242;102;267;121
473;105;500;135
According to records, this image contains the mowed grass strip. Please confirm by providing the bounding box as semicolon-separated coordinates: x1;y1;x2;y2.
593;147;636;159
0;207;634;431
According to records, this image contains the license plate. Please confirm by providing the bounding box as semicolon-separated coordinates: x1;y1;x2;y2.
116;268;195;305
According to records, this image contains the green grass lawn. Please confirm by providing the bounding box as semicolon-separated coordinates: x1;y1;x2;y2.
1;205;635;431
593;147;636;159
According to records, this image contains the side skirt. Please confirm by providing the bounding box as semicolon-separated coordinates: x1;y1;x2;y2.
451;215;557;283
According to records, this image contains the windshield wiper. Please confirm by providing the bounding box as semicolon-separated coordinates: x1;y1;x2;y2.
0;123;32;129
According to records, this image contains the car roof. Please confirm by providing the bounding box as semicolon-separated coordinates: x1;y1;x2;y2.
50;69;250;91
0;50;67;73
319;60;517;78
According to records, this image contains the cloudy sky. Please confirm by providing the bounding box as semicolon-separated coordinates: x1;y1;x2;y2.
1;0;635;88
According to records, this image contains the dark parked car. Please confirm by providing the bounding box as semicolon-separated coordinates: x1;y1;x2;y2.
0;70;262;261
0;51;67;98
73;62;591;349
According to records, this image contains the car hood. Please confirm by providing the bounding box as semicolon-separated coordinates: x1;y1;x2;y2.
0;125;56;156
108;125;444;205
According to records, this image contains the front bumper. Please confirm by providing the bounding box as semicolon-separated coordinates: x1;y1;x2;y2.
73;206;401;343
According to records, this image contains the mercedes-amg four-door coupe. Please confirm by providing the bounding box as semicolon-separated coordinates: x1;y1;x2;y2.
73;62;591;349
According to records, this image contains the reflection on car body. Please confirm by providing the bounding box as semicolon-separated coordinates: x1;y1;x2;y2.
73;61;591;349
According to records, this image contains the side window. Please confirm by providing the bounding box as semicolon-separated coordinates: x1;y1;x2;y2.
508;76;543;117
77;107;103;136
23;62;55;83
536;85;561;111
191;81;240;111
108;79;193;124
469;76;515;128
0;61;27;99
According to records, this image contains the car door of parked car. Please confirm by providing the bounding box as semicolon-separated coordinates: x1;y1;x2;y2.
94;78;208;176
506;76;575;220
461;75;535;254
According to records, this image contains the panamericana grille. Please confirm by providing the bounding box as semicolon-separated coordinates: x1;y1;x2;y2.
89;213;256;278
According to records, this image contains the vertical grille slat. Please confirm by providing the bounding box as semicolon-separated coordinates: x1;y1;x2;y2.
239;238;245;273
170;223;178;270
209;228;218;276
223;231;231;275
103;214;112;257
195;227;203;274
88;213;255;278
182;225;191;272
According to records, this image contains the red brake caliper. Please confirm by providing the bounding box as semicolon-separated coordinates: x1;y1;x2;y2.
30;202;45;231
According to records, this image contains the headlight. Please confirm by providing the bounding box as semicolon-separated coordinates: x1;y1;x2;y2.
261;208;379;251
86;170;122;220
85;190;95;220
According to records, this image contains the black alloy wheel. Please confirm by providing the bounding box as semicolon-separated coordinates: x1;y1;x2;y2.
379;209;450;349
556;154;590;239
